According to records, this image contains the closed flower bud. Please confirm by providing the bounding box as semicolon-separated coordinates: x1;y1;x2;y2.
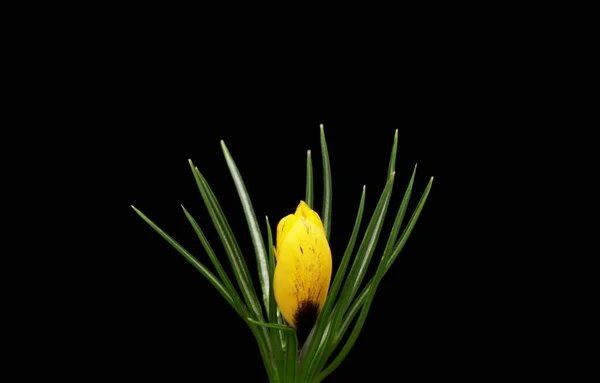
274;201;332;345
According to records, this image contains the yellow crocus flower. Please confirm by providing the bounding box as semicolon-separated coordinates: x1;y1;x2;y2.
274;201;332;345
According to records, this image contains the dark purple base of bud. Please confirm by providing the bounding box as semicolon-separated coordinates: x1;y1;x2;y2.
294;300;320;348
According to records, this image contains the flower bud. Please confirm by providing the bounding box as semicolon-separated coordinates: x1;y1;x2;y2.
274;201;332;344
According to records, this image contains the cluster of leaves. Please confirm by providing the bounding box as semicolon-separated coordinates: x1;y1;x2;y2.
132;126;432;382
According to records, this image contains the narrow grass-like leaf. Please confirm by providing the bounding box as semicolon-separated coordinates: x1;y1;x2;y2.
265;216;277;324
246;317;298;383
313;286;369;375
188;160;271;355
323;186;366;313
266;216;284;380
385;176;434;273
386;129;398;177
221;141;271;314
381;164;417;260
333;176;434;352
247;317;297;334
277;309;286;351
333;283;369;348
271;228;285;352
181;205;241;307
317;255;389;381
320;124;332;239
134;204;275;379
334;172;396;320
306;150;313;208
188;160;262;321
320;172;395;367
299;186;366;377
243;313;278;382
131;206;236;311
305;318;334;380
285;324;299;383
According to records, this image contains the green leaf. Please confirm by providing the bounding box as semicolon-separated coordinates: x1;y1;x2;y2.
306;150;313;208
131;205;237;312
304;319;334;381
320;124;332;240
386;129;398;177
188;160;271;356
317;253;389;381
221;141;271;314
246;317;297;334
188;160;262;321
385;176;434;273
381;163;417;261
299;186;366;378
332;176;434;352
265;216;277;324
133;205;275;380
181;205;242;308
285;324;299;383
333;172;396;321
246;318;298;383
277;308;286;351
332;283;369;348
242;311;279;382
318;172;395;368
266;216;284;381
324;186;367;313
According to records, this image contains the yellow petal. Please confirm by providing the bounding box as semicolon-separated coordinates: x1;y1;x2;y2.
274;202;332;339
275;201;324;261
294;201;325;234
275;214;299;261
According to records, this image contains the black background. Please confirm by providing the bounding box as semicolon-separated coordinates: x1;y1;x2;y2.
9;7;589;381
45;26;552;381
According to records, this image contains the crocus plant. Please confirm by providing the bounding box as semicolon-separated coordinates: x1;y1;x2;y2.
132;126;433;382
